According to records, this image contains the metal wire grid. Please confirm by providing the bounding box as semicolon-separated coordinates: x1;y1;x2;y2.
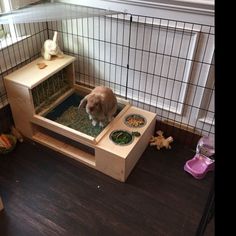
0;10;214;144
32;69;70;114
46;13;214;140
0;21;48;105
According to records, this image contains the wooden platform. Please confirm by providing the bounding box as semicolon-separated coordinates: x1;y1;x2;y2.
4;55;76;89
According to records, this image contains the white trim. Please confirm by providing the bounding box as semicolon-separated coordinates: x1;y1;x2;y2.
198;117;214;125
176;31;199;114
2;0;11;11
0;34;29;50
57;0;214;26
129;24;200;115
1;1;22;45
102;0;214;14
58;0;214;13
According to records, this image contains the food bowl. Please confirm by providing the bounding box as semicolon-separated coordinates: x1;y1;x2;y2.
109;130;134;145
0;134;17;155
124;114;146;128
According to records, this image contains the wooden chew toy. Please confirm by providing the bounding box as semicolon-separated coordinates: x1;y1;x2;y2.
37;62;47;69
150;130;173;150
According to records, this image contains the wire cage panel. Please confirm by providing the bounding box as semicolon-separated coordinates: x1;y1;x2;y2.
47;14;131;98
0;21;48;108
0;26;46;72
0;5;215;142
32;69;70;114
127;15;214;139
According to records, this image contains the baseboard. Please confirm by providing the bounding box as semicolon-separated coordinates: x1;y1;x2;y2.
155;120;201;150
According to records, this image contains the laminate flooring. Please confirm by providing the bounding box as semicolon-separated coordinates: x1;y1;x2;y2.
0;140;214;236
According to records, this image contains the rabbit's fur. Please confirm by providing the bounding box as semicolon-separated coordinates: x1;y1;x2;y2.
78;86;117;127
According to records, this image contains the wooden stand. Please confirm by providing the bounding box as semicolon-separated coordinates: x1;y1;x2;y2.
4;55;156;182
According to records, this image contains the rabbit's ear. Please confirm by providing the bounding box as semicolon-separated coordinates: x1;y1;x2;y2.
100;95;109;117
53;31;58;43
78;95;89;109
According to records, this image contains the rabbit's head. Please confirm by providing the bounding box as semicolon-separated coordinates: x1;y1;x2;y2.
86;94;103;116
78;86;117;124
79;93;103;118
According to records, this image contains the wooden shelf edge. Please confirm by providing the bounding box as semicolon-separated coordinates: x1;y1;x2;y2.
32;115;95;146
32;132;96;168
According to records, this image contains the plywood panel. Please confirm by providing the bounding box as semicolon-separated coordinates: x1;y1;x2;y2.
96;106;156;158
33;132;95;168
95;148;125;182
95;106;156;181
125;117;156;180
4;55;76;89
4;80;35;138
32;115;95;147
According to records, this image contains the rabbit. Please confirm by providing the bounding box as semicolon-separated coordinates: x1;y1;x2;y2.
41;31;64;60
78;86;118;127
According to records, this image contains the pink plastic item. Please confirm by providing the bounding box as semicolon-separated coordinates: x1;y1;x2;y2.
184;136;215;179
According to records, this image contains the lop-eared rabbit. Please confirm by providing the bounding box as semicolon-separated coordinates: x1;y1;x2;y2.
78;86;117;127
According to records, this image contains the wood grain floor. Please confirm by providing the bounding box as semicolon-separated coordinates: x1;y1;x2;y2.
0;140;214;236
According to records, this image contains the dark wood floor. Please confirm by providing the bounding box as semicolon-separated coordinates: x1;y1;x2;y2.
0;140;214;236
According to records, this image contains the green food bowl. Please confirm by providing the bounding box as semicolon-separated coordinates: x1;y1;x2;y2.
109;130;134;146
0;134;17;155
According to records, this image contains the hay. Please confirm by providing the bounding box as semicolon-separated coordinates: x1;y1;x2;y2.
55;106;105;137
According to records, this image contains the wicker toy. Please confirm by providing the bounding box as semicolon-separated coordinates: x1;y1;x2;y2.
150;130;173;150
41;31;64;60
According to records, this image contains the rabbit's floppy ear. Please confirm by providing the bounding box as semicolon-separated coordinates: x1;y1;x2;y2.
78;95;89;109
99;95;110;116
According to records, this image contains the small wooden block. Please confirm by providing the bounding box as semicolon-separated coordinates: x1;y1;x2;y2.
37;62;47;69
